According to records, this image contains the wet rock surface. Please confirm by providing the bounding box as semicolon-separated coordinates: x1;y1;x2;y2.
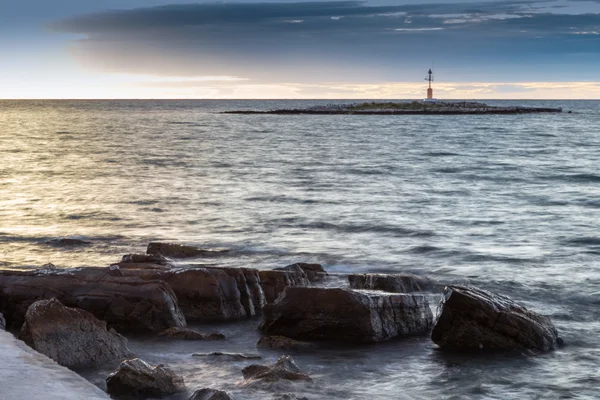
257;335;317;351
158;327;225;340
431;285;562;352
147;242;230;258
275;395;309;400
19;298;131;369
106;358;185;398
274;263;326;282
193;352;262;360
348;273;436;293
242;355;312;383
118;253;172;268
0;269;186;332
259;269;310;304
189;388;235;400
261;287;433;343
45;238;91;247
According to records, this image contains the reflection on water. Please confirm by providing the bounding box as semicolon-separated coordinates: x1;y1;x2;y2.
2;99;600;399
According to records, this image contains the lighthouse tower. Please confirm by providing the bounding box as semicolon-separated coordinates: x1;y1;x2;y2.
424;68;437;102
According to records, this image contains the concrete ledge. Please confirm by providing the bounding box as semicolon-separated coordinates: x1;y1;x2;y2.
0;330;109;400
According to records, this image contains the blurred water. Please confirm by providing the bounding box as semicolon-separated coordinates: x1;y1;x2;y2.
2;99;600;399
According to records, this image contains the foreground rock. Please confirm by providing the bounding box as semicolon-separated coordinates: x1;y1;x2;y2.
348;273;435;293
259;269;311;304
0;312;5;330
19;298;131;368
242;355;312;383
159;327;225;340
257;336;316;351
189;388;234;400
147;242;229;258
0;269;186;332
261;287;433;343
431;285;562;352
106;358;185;398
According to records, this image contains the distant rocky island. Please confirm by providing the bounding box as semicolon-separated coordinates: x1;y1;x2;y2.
225;101;563;115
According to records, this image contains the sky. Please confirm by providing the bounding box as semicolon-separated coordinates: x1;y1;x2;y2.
1;0;599;99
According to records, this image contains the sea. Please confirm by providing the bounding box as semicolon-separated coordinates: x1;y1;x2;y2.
1;99;599;399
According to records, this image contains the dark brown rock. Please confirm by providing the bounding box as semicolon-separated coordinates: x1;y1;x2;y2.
192;352;262;361
189;388;235;400
19;298;131;368
45;238;91;247
106;358;185;398
260;287;433;343
158;327;225;340
348;273;435;293
118;253;172;268
147;242;229;258
259;269;310;304
242;355;312;383
275;263;326;282
0;269;186;332
257;336;316;351
431;285;562;352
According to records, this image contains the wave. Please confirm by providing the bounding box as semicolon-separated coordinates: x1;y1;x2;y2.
562;237;600;246
540;173;600;184
294;221;436;238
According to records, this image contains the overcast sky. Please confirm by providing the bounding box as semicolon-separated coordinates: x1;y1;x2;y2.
1;0;599;98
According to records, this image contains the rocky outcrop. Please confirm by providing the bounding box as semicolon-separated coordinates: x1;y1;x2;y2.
259;269;310;304
147;242;229;258
0;269;186;332
189;388;235;400
193;352;262;361
348;273;435;293
275;263;326;282
257;336;316;351
242;355;312;383
19;298;131;369
106;358;185;398
158;327;225;340
0;312;5;330
45;238;91;247
260;287;433;343
116;253;172;269
431;286;562;352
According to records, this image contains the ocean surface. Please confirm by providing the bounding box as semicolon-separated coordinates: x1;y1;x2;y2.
1;99;600;399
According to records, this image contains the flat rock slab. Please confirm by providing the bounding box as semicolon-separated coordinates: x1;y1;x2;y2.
0;330;109;400
260;287;433;343
431;285;562;352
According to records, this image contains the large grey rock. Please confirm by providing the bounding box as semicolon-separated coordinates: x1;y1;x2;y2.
260;287;433;343
106;358;185;398
348;273;435;293
189;388;235;400
242;355;311;383
0;269;186;332
0;312;5;330
147;242;229;258
19;298;131;368
431;285;562;352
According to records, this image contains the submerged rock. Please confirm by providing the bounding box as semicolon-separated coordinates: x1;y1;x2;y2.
106;358;185;398
193;352;262;361
19;298;131;368
158;327;225;340
0;269;186;332
147;242;229;258
257;335;316;351
275;263;327;282
242;355;312;383
260;287;433;343
275;395;309;400
189;388;235;400
348;273;435;293
431;285;562;352
45;238;91;247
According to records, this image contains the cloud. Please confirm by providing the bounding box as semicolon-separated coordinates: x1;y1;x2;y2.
51;1;600;83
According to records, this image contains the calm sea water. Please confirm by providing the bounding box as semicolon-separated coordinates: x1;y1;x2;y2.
1;99;600;399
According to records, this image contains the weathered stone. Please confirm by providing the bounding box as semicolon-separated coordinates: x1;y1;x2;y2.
0;312;5;331
45;238;91;247
257;336;316;351
147;242;229;258
260;287;433;343
0;269;186;332
106;358;185;398
189;388;235;400
158;327;225;340
19;298;131;369
193;352;262;361
348;273;435;293
275;263;326;282
431;285;562;352
242;355;311;383
259;269;310;304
